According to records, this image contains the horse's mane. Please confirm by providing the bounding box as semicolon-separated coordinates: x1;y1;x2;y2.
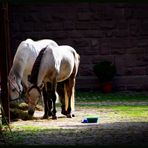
28;47;47;84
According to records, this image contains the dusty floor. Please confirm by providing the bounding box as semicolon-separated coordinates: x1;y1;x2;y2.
3;104;148;146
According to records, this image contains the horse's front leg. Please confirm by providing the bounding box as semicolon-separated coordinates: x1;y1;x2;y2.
51;83;57;120
42;83;53;118
42;86;51;119
51;92;57;119
46;82;53;117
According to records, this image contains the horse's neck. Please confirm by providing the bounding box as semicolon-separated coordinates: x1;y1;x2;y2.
9;65;21;82
11;41;41;88
13;59;24;78
8;68;23;91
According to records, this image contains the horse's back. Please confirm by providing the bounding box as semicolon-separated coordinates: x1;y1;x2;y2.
17;38;58;55
11;38;58;87
13;38;58;66
54;45;80;75
46;45;76;69
49;45;79;61
39;45;79;83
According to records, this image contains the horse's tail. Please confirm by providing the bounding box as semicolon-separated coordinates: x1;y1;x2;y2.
64;82;75;112
70;87;75;112
64;83;69;112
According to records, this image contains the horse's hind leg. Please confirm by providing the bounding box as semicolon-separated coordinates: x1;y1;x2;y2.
57;81;67;116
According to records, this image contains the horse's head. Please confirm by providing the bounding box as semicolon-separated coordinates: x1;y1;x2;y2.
8;75;23;101
27;84;43;116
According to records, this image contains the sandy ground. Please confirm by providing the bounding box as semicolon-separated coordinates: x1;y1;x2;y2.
2;104;147;146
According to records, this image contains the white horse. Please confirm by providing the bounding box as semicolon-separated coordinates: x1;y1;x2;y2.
8;38;58;101
27;45;80;119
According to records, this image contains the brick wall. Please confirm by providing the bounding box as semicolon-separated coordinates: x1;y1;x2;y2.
9;3;148;91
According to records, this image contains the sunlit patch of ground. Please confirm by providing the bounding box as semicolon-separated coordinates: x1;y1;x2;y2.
1;101;148;145
10;104;148;129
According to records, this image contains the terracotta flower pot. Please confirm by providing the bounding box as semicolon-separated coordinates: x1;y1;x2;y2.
102;81;113;93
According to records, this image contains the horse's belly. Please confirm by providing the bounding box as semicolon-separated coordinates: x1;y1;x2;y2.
44;67;73;83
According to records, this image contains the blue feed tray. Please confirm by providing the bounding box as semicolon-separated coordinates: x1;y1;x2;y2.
82;116;99;123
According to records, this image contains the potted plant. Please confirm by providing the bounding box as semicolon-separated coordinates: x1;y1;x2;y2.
93;60;116;93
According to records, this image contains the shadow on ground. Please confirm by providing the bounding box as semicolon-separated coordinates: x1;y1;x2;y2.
1;120;148;145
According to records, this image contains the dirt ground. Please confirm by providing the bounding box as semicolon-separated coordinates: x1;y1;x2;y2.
4;104;148;146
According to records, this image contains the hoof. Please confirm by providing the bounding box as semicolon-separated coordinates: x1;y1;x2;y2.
28;115;33;120
61;110;68;116
52;115;57;120
28;110;34;116
66;114;72;118
43;115;48;119
72;114;75;117
48;111;52;117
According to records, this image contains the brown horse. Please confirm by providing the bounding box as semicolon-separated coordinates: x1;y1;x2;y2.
27;45;80;119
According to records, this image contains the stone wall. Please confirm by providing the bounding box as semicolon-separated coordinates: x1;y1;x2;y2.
9;3;148;91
